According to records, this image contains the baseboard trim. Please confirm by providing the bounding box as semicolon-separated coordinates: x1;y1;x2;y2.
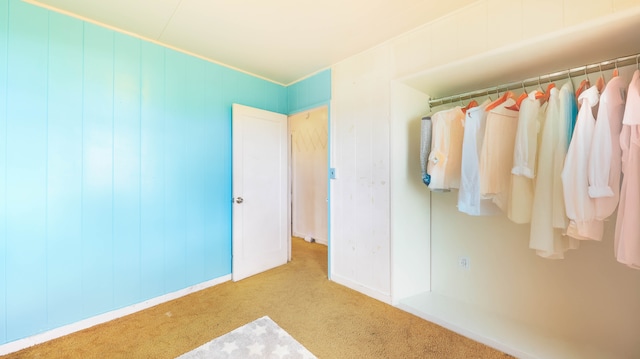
0;274;232;356
331;273;392;304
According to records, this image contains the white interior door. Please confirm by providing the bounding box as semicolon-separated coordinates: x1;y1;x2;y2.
232;104;288;281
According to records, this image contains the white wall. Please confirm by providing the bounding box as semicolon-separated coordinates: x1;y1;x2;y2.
330;45;393;303
290;107;328;245
329;0;640;356
389;82;431;304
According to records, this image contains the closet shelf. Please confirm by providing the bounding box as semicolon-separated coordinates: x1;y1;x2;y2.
398;7;640;101
397;292;616;359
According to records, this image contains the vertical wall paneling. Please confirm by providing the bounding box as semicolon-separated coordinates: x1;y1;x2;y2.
563;0;613;26
486;0;522;50
331;46;392;302
0;0;8;344
5;0;49;341
203;63;226;277
0;0;291;346
82;22;115;316
140;41;166;298
287;69;331;115
46;12;84;328
521;0;561;39
113;32;142;307
163;49;188;293
331;64;357;281
368;55;391;293
391;24;433;79
184;56;206;286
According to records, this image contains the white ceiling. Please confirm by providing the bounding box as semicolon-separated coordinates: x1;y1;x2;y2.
29;0;477;84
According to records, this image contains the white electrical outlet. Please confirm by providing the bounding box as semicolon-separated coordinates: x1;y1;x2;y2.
458;256;470;270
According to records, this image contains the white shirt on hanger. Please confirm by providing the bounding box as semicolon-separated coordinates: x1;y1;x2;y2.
458;99;500;216
530;83;579;258
427;107;465;191
508;92;542;224
562;85;604;241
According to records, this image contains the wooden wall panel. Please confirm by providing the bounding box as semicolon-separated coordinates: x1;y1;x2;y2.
46;11;84;328
0;0;9;345
0;0;287;345
113;32;142;307
331;46;392;302
5;0;49;341
82;23;115;316
140;41;167;299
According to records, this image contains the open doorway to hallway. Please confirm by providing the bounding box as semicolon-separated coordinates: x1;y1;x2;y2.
289;106;329;252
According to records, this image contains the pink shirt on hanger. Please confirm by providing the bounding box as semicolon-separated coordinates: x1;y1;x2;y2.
479;98;518;212
615;69;640;269
588;75;626;219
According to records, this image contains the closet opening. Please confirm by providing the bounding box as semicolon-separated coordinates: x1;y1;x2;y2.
396;52;640;359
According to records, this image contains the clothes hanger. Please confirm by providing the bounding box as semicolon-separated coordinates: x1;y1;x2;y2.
534;77;545;100
485;87;514;112
542;84;555;102
463;99;479;113
575;66;590;98
612;59;619;78
506;82;528;111
596;64;605;92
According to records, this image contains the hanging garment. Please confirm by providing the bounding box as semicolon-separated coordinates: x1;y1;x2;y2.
554;82;575;231
479;98;518;212
588;75;626;219
420;116;433;186
458;99;500;215
615;69;640;269
508;92;542;223
561;85;604;241
530;84;579;258
427;107;465;191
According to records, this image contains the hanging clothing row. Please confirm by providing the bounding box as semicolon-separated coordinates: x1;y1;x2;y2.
420;56;640;269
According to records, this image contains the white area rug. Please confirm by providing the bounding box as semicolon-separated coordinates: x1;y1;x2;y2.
176;316;317;359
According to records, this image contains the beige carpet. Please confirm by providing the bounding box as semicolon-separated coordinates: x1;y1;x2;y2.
2;237;511;359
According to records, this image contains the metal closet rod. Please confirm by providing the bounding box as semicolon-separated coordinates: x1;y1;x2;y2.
428;53;640;107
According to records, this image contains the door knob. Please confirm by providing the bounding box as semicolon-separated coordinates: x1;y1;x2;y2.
235;197;244;204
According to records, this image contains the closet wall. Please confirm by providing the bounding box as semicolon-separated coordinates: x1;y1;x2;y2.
389;82;431;302
329;0;640;357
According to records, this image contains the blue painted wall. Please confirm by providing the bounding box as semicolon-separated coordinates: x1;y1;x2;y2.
0;0;289;344
287;69;332;114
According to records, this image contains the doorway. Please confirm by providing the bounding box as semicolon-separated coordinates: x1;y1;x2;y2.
289;106;329;254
